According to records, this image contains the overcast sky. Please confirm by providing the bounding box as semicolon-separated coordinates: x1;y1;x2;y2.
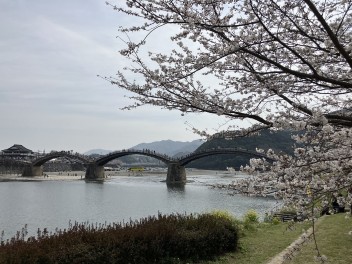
0;0;228;153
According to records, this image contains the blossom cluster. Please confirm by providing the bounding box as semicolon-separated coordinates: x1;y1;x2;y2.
107;0;352;216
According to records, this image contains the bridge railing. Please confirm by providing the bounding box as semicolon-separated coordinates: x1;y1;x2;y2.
34;151;94;164
176;147;274;164
176;147;244;160
96;149;176;163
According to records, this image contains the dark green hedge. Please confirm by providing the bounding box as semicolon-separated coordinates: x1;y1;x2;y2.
0;213;239;263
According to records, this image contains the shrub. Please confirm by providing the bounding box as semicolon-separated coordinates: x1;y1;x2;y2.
272;217;281;225
209;210;244;234
209;209;234;220
243;210;259;230
244;209;259;224
0;213;239;263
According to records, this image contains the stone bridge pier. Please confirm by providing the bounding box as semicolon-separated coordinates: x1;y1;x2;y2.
166;163;186;184
22;165;43;177
85;163;105;180
85;162;186;184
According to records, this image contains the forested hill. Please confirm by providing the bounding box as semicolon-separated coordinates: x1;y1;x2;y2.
188;129;297;170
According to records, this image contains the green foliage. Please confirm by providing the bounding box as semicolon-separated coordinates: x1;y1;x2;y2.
208;210;237;223
243;210;259;230
208;210;244;234
189;129;296;170
0;213;239;264
272;217;281;225
243;210;259;224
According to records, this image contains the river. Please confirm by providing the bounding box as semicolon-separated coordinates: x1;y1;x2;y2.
0;170;279;240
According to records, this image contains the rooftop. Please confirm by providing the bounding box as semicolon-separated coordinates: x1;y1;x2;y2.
2;144;33;154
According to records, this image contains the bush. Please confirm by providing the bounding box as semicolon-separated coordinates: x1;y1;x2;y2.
0;213;239;263
243;210;259;230
244;210;259;224
272;217;281;225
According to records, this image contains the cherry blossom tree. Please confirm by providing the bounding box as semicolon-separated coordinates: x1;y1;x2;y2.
106;0;352;237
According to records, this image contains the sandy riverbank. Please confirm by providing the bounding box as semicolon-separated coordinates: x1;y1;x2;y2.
0;173;84;182
0;169;232;182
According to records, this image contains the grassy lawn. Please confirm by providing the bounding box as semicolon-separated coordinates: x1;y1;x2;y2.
202;221;311;264
290;213;352;264
204;213;352;264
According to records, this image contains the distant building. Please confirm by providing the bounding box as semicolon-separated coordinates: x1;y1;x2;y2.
1;144;35;159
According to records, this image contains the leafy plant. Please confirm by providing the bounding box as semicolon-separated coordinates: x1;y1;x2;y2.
244;210;259;224
242;210;260;231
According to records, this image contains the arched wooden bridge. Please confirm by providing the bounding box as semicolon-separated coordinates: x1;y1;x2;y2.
19;148;274;184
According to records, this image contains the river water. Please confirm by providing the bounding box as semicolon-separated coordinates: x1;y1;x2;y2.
0;171;279;240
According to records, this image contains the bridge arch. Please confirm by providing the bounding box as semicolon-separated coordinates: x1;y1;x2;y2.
23;151;92;177
32;151;91;166
94;149;174;166
85;149;174;180
178;148;274;166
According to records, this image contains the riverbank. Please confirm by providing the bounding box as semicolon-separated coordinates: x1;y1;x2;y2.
0;172;84;182
0;169;235;182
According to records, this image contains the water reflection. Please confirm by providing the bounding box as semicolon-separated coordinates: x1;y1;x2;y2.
85;179;105;184
0;173;278;240
166;183;185;192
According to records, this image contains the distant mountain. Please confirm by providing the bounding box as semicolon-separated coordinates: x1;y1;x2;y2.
84;149;112;155
131;139;203;157
189;129;296;170
83;139;203;160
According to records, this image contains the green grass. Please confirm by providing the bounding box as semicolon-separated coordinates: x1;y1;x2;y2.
290;213;352;264
203;213;352;264
202;221;311;264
